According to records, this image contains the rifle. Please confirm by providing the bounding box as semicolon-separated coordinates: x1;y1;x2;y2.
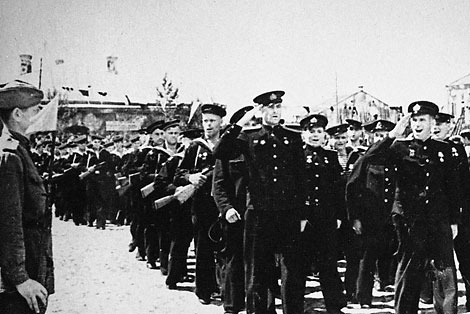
115;172;140;197
154;166;214;210
79;161;106;180
141;181;155;199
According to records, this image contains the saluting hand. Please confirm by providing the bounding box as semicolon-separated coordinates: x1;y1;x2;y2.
236;105;261;127
225;208;241;223
389;114;411;139
16;279;48;314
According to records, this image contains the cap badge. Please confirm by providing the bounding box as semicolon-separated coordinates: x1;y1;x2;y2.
269;93;277;101
413;104;421;113
452;147;458;157
310;117;317;124
376;122;383;130
409;148;415;157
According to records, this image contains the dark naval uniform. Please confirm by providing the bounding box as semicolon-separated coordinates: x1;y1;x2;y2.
0;131;54;313
174;138;219;301
212;151;250;313
389;136;460;314
161;152;194;289
346;137;398;306
214;123;307;314
302;144;347;312
446;138;470;310
141;146;171;269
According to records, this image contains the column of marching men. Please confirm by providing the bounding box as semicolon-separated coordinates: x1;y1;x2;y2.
28;91;470;314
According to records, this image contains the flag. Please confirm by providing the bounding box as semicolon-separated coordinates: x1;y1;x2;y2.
26;96;59;134
188;99;201;124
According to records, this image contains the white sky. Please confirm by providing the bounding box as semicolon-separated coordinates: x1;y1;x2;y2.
1;0;469;112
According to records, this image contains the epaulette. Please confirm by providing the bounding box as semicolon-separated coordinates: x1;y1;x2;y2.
242;125;262;132
1;134;19;152
324;147;337;153
395;137;410;141
433;138;447;144
280;125;301;134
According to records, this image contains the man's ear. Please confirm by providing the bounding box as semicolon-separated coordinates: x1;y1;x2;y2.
11;107;22;122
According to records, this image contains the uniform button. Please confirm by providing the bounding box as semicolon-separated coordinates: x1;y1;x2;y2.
385;188;389;192
314;199;319;203
425;200;429;204
273;178;277;182
426;173;430;177
314;162;319;166
425;186;429;190
385;168;389;171
274;166;278;170
273;155;277;159
273;143;277;148
426;159;429;163
315;186;319;190
315;174;319;178
424;146;427;150
384;199;388;203
385;178;389;182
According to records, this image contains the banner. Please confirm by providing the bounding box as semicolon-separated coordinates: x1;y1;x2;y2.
26;96;59;134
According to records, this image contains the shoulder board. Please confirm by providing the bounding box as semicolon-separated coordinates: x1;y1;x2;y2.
324;148;337;153
139;145;153;150
433;138;447;144
279;125;301;134
241;125;262;132
1;135;19;152
394;137;410;141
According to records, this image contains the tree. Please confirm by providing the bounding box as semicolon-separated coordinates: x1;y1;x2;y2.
156;73;179;119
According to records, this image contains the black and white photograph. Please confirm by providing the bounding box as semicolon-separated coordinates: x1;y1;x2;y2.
1;1;470;313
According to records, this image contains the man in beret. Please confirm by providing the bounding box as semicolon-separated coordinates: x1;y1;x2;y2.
164;129;201;290
140;120;180;272
214;91;307;314
300;114;347;314
0;80;54;314
433;112;470;311
63;135;90;226
174;104;226;303
346;118;401;307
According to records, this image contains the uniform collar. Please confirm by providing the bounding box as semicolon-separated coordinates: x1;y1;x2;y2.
10;130;30;149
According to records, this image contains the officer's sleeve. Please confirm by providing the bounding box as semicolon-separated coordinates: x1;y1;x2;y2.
364;136;395;156
174;144;198;186
0;153;30;286
213;124;244;160
346;155;366;221
212;159;235;218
